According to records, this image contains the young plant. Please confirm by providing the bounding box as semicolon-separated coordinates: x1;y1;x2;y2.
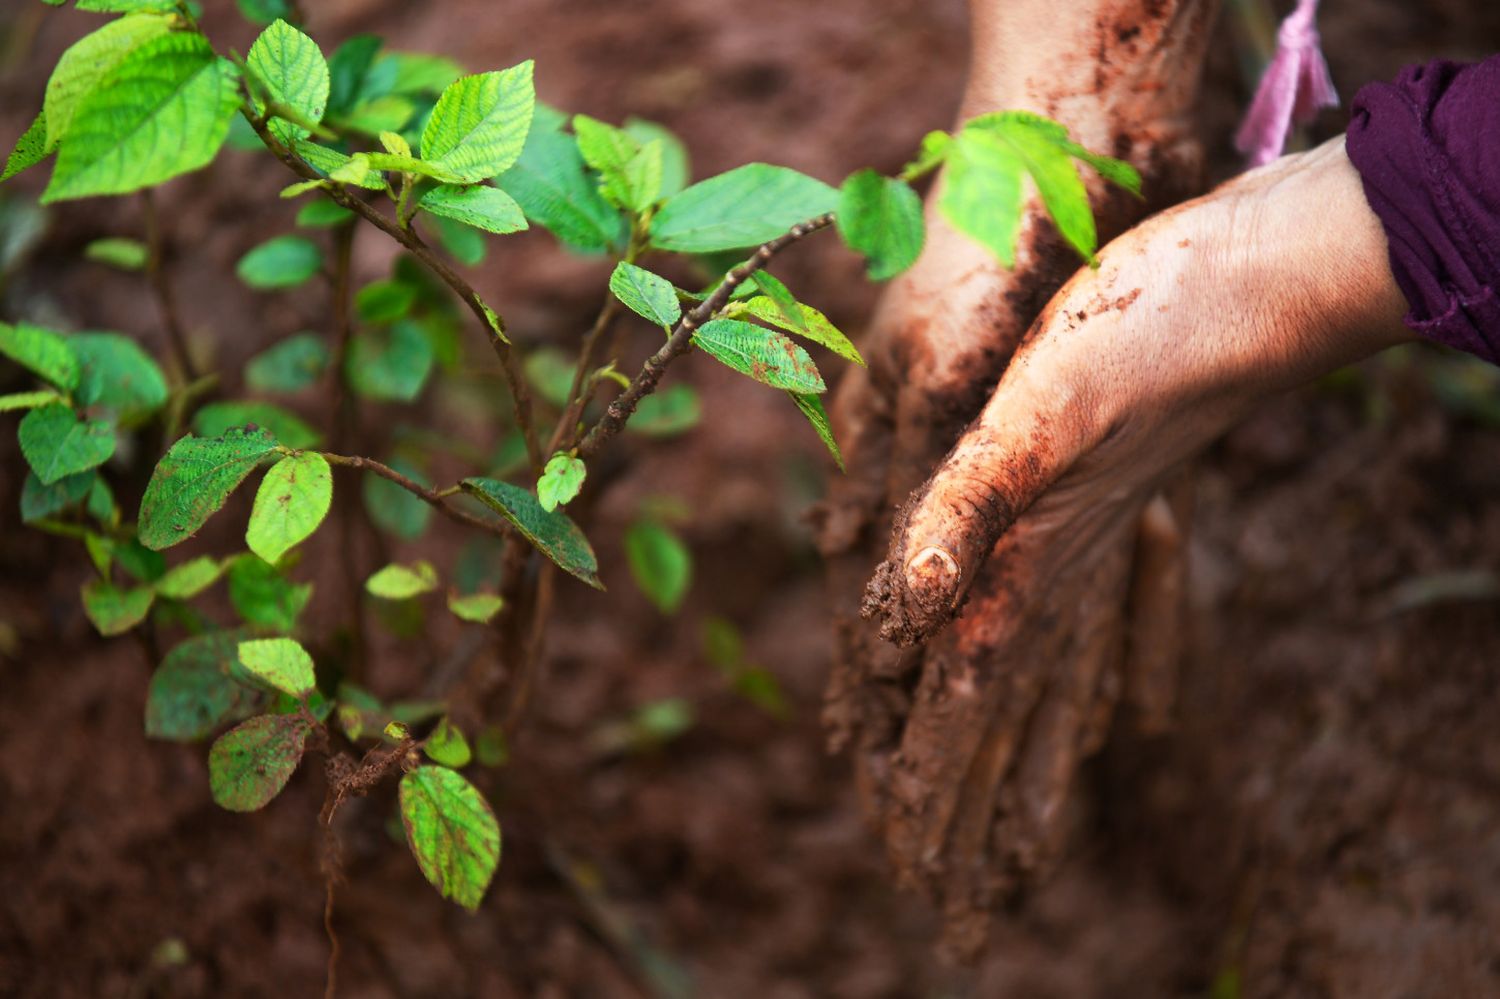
0;0;1138;980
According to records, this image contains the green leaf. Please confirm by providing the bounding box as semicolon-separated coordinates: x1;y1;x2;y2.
346;320;434;403
80;577;154;636
145;631;259;741
460;477;602;589
246;19;330;145
237;235;323;290
326;34;381;117
84;237;148;270
358;150;458;181
691;318;825;394
536;452;585;512
429;214;487;266
112;534;166;583
0;321;80;390
193;400;318;450
209;713;311;812
19;403;115;485
623;117;689;198
227;553;311;630
378;52;464;96
246;451;332;563
44;33;240;202
355;278;417;323
495;110;624;253
0;389;62;413
1061;139;1142;197
836;169;924;281
627;384;701;438
363;453;430;540
292;140;387;190
295;198;353;228
20;469;94;523
573;114;661;213
447;591;503;623
3;112;49;183
420;63;535;184
237;636;316;698
43;14;173;152
624;519;691;614
72;332;169;420
366;560;438;600
424;717;472;768
154;555;228;600
523;347;576;407
474;725;508;767
608;261;680;332
734;296;864;367
236;0;293;26
650;164;837;253
940;129;1026;268
86;474;117;524
961;113;1096;263
749;271;806;334
419;184;527;235
789;391;843;470
138;426;280;550
75;0;179;11
245;333;329;392
399;765;501;911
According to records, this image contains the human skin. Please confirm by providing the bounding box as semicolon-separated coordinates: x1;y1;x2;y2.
865;137;1414;648
839;32;1414;965
816;0;1225;954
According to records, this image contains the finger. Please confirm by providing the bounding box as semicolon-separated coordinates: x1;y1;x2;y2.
862;316;1109;647
881;536;1046;891
1122;475;1194;733
1004;514;1135;876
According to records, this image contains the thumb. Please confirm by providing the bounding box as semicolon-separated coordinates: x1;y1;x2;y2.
862;339;1100;646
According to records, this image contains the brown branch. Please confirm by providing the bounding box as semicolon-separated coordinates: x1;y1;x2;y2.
243;111;544;471
548;295;621;454
320;453;512;542
576;212;835;459
140;189;199;380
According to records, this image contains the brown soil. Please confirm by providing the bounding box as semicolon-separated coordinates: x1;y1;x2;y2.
2;1;1499;997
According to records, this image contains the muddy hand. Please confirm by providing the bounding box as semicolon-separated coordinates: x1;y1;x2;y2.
862;137;1412;950
818;0;1217;952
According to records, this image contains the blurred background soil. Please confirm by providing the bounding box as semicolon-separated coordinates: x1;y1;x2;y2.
3;0;1500;996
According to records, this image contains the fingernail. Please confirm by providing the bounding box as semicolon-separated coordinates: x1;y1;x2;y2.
905;545;960;599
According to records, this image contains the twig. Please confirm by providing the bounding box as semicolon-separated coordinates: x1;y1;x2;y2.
576;213;834;458
242;110;544;471
140;190;199;380
503;562;555;733
548;295;622;454
319;453;513;542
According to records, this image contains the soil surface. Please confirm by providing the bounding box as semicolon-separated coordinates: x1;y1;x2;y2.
3;1;1500;996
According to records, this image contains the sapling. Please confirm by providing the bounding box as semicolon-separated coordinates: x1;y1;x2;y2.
0;0;1138;983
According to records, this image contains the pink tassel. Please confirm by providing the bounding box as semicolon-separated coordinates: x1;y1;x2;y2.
1235;0;1340;167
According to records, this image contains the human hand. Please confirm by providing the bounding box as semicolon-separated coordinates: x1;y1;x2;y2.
851;135;1410;953
817;0;1222;954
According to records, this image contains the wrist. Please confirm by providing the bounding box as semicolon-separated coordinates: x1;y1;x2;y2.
1277;139;1414;360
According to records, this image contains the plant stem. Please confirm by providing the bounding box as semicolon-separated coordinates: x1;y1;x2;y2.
243;110;544;471
320;453;513;542
139;189;199;381
576;212;835;458
549;296;621;454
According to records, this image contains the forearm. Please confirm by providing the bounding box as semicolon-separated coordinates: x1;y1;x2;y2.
962;0;1219;148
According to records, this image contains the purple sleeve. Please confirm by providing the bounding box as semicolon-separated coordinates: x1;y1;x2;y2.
1345;56;1500;364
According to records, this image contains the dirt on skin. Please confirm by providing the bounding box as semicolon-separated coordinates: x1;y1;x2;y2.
2;1;1500;997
